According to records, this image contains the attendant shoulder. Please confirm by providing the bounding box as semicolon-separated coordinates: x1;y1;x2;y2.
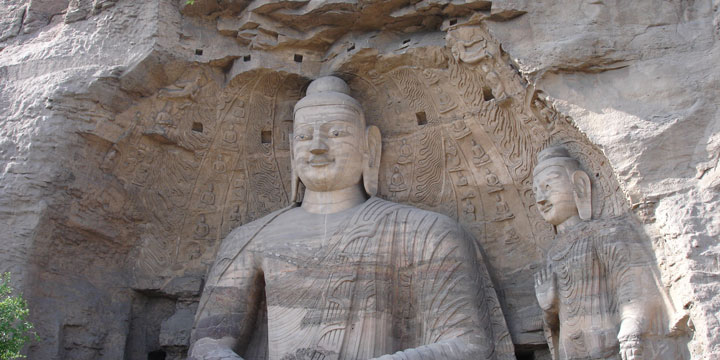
581;215;642;244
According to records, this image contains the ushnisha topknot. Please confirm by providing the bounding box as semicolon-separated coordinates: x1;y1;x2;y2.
294;76;365;126
306;75;351;95
534;145;582;175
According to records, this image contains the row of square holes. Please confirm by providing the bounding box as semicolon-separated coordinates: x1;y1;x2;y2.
191;124;275;144
195;35;459;59
197;47;361;57
193;51;305;64
191;113;428;138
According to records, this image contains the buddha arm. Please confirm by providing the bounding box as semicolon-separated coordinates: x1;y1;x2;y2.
373;219;498;360
189;243;263;360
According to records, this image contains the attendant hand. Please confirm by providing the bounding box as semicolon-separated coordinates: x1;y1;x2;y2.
619;335;642;360
189;349;243;360
534;266;558;313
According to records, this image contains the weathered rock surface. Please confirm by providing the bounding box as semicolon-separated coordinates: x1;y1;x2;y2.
483;1;720;356
0;0;716;358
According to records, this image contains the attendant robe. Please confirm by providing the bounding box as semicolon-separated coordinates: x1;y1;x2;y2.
542;217;660;360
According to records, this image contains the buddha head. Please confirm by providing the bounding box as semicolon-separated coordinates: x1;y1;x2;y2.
290;76;381;202
532;146;592;228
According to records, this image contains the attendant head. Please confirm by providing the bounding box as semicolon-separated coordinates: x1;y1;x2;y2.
533;146;591;231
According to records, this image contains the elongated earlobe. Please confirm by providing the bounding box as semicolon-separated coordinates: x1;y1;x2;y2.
363;126;382;196
572;170;592;221
290;170;301;203
290;132;301;203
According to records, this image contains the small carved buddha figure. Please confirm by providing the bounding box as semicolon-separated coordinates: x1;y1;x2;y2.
397;139;413;164
194;215;210;239
463;199;476;221
223;124;238;144
229;205;242;224
200;184;216;206
532;146;660;360
481;64;508;105
445;141;462;171
486;169;503;192
214;155;227;174
451;120;471;139
493;194;513;221
533;99;557;130
189;76;514;360
471;140;490;166
456;172;469;186
388;165;408;198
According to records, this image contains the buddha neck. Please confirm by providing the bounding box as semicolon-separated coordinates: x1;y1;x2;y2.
301;183;368;214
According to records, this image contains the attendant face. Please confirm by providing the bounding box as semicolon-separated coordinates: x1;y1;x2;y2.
292;105;364;192
533;165;579;226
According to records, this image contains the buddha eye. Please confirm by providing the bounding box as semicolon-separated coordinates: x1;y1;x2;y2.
329;128;347;137
294;133;311;141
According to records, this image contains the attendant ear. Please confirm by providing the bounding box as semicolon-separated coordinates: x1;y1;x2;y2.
363;125;382;197
571;170;592;221
290;132;301;203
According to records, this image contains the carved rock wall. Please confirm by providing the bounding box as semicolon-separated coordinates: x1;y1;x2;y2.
0;0;715;359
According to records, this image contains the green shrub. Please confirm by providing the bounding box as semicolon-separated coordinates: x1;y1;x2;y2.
0;274;34;360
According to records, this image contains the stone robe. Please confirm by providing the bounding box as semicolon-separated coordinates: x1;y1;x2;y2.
191;197;514;360
543;217;660;360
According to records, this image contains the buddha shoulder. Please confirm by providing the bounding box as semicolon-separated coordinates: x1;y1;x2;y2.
215;205;296;260
366;197;467;237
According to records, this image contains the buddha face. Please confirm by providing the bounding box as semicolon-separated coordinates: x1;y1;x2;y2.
533;164;579;226
292;105;364;192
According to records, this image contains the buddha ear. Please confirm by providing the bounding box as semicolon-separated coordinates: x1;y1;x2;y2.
571;170;592;221
363;125;382;197
289;132;301;203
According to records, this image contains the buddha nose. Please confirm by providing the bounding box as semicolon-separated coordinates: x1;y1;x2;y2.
310;135;328;155
536;192;548;205
535;190;547;204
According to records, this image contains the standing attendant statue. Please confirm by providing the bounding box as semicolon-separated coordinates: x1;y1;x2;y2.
189;76;514;360
532;146;662;360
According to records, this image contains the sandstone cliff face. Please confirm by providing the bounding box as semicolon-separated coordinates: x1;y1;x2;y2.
0;0;715;359
485;1;720;356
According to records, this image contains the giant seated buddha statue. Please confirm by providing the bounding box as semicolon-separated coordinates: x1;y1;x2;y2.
188;76;515;360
